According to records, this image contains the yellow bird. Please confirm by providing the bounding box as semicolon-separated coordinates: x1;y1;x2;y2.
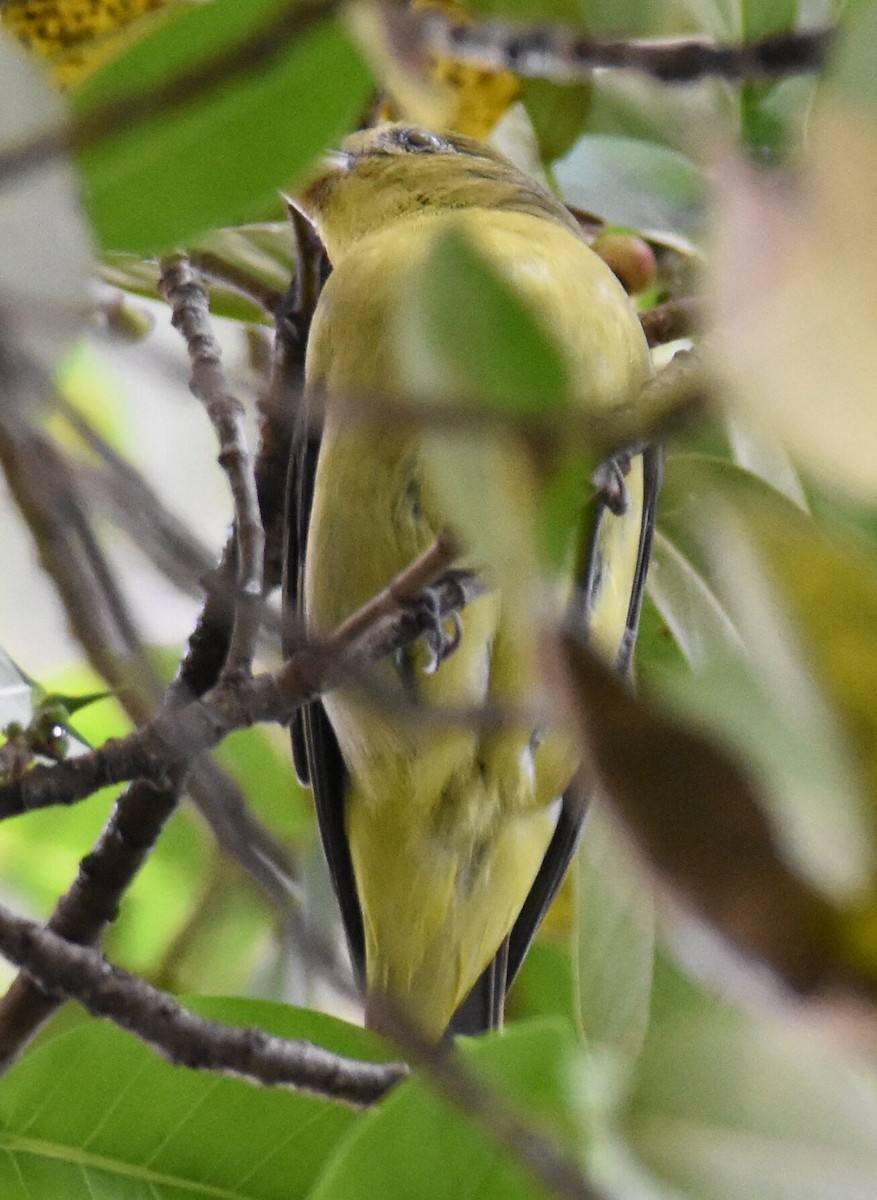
286;124;660;1039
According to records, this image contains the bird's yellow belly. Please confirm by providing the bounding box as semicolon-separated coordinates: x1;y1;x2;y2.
305;422;576;1034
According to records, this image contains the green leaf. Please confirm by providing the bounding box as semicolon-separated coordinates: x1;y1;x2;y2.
575;801;655;1073
647;529;743;670
74;1;372;253
506;940;578;1026
401;229;569;415
0;1002;387;1199
102;222;296;323
401;229;570;591
311;1019;587;1200
624;995;877;1200
523;77;593;165
658;454;877;900
736;0;808;160
555;135;706;237
491;0;593;163
215;726;313;843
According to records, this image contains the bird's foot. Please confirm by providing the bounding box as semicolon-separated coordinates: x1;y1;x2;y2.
400;568;471;675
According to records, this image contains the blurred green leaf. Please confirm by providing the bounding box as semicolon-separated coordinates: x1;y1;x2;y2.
506;940;578;1027
624;992;877;1200
659;454;877;900
402;229;569;414
634;593;689;694
102;221;296;323
647;529;742;670
0;1002;388;1199
575;801;655;1073
311;1019;586;1200
555;135;706;237
523;77;593;165
75;2;372;253
216;726;313;843
563;635;859;996
401;229;569;588
735;0;810;158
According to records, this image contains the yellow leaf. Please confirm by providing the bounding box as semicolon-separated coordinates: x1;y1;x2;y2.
2;0;187;86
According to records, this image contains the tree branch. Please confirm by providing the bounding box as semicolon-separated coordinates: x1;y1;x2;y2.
160;256;265;680
0;542;481;817
400;7;835;84
0;900;406;1106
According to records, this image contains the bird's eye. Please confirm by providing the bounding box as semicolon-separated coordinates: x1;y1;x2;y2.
396;128;448;154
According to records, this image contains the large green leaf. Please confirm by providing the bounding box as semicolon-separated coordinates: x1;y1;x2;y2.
74;0;373;253
575;800;655;1074
657;454;877;901
624;987;877;1200
401;228;569;416
0;1001;388;1199
400;229;568;589
311;1019;586;1200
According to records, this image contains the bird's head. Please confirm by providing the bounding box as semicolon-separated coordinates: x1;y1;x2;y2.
293;122;579;264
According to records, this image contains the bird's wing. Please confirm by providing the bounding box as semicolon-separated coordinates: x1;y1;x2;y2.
284;391;366;983
450;443;664;1031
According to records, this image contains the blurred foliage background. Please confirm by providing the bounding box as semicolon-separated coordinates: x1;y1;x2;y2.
2;0;877;1198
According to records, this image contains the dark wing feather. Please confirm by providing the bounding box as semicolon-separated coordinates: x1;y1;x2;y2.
301;701;366;984
283;392;366;983
617;444;664;677
448;939;508;1036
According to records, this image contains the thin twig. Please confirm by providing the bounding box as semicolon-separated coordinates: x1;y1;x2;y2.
0;404;158;723
400;6;835;84
0;358;294;1069
160;256;265;680
0;900;406;1105
296;352;708;461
